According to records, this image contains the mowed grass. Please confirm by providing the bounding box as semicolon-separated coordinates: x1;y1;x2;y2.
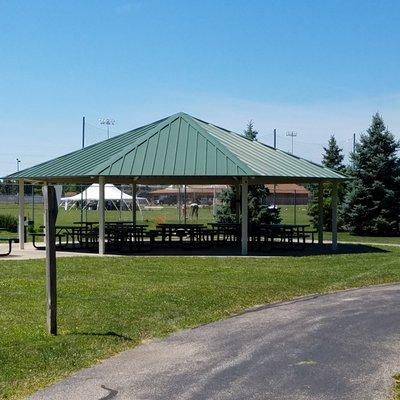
324;231;400;245
1;248;400;399
395;375;400;400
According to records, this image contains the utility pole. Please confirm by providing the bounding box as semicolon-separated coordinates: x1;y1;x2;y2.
273;129;277;149
99;118;115;139
286;131;297;154
82;116;85;149
16;158;21;172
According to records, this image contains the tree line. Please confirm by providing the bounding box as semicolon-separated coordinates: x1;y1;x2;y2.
217;113;400;237
309;113;400;236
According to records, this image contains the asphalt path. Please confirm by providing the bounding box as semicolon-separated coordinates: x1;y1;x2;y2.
28;284;400;400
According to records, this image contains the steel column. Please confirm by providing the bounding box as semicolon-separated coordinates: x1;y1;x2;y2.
99;177;105;255
318;182;324;244
241;178;248;255
331;182;338;250
18;179;25;249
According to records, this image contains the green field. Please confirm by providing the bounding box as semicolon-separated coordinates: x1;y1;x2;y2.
0;203;309;235
1;247;400;399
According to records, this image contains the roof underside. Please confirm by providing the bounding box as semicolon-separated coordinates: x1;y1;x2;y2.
6;112;346;184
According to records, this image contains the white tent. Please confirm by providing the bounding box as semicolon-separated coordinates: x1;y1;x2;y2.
59;184;149;215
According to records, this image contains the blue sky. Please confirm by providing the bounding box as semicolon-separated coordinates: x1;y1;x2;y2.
1;0;399;175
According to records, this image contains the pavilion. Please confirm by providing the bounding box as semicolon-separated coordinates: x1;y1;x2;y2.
7;111;346;256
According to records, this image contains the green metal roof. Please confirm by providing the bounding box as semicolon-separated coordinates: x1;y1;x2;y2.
6;112;346;182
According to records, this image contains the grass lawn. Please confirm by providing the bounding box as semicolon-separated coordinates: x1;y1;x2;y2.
395;375;400;400
1;247;400;399
324;231;400;245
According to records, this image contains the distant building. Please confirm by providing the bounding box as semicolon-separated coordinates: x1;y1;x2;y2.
149;184;309;205
266;184;309;205
149;185;226;205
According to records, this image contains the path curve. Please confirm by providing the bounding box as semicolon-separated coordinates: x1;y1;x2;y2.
28;284;400;400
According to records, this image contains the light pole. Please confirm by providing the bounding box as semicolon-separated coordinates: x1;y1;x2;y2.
99;118;115;139
16;158;21;172
286;131;297;154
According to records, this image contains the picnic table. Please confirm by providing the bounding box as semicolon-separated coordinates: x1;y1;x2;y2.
208;222;240;243
105;221;148;227
253;223;311;249
73;221;98;227
0;236;17;256
36;225;97;249
156;223;207;244
105;222;149;250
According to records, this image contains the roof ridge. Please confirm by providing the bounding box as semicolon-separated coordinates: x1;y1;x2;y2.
179;114;256;176
96;112;256;176
193;116;347;179
95;113;182;175
254;140;347;178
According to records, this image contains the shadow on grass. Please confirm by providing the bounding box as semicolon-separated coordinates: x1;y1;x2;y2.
109;243;389;257
258;243;389;257
50;243;390;257
68;331;133;341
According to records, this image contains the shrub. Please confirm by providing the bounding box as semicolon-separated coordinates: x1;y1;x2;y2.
0;214;18;232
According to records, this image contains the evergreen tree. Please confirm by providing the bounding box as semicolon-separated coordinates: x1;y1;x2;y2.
244;120;258;141
308;135;346;230
322;135;345;171
216;120;281;224
215;185;281;224
342;113;400;235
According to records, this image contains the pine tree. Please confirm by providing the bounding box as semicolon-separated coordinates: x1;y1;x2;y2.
216;120;280;224
244;120;258;141
215;185;281;224
342;113;400;235
308;135;346;230
322;135;345;171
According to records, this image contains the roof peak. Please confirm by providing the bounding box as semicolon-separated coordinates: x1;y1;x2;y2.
5;111;347;182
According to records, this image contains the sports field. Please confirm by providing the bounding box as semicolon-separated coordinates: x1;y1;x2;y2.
0;203;310;232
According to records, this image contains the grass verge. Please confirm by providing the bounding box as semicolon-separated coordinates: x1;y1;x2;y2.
1;246;400;399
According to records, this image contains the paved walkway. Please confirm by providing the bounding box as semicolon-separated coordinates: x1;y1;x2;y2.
0;243;100;260
28;284;400;400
